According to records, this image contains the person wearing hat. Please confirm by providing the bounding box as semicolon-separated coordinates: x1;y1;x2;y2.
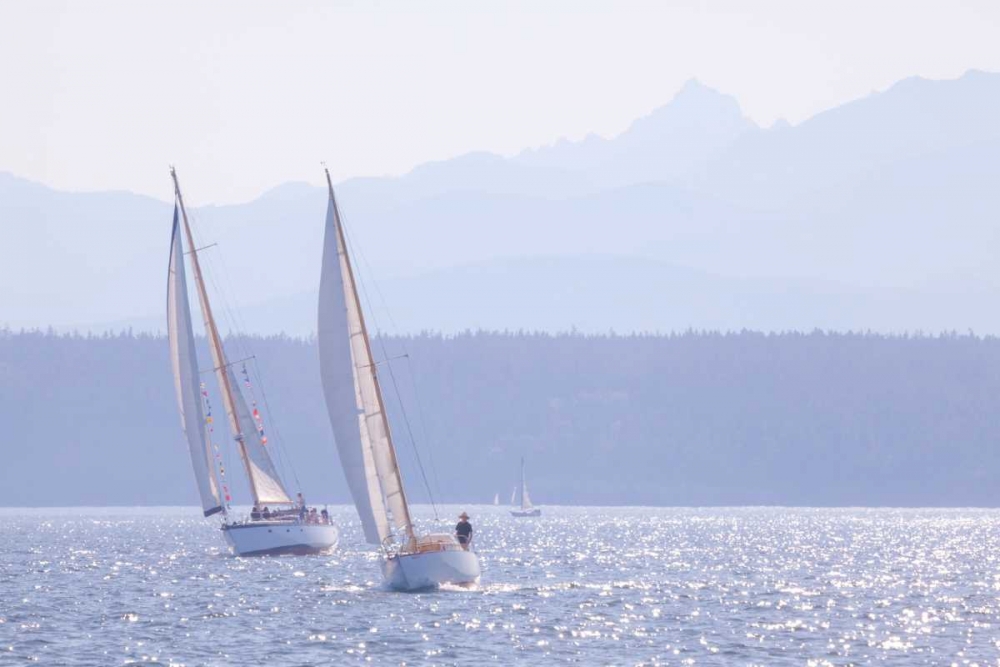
455;512;473;550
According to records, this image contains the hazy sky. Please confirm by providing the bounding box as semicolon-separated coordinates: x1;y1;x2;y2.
2;0;999;204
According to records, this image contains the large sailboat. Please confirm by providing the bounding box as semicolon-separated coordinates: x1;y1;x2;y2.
317;168;480;590
167;168;338;556
510;458;542;517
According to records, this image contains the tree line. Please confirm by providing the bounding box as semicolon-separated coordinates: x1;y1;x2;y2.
2;327;998;507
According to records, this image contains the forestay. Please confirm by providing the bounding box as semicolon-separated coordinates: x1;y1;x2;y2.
166;206;223;517
318;179;412;546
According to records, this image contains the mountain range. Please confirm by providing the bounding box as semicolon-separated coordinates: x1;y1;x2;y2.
3;70;1000;335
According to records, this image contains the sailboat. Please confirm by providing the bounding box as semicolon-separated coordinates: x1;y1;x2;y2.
510;458;542;517
493;493;499;506
167;168;338;556
317;168;480;590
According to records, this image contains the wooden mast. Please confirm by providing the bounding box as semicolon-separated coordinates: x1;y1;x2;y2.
170;167;261;505
324;167;415;542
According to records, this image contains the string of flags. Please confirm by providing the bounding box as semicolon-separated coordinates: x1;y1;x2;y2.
242;364;269;445
202;381;231;503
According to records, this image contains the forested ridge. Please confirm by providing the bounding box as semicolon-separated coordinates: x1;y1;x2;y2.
2;328;998;507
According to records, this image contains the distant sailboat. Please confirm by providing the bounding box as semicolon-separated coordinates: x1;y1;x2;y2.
167;168;338;556
510;458;542;517
493;493;500;506
318;168;480;590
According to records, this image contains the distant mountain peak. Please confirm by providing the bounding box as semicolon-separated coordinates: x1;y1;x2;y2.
256;180;320;203
616;80;755;146
516;81;750;154
674;77;724;101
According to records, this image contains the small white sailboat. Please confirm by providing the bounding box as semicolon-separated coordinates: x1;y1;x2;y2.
167;168;338;556
493;493;500;506
510;458;542;517
318;168;480;590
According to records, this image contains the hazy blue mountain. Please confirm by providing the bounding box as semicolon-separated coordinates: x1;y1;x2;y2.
0;172;169;327
695;69;1000;209
3;70;1000;335
514;79;758;187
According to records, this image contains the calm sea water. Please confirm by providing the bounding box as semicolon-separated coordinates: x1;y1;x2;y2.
1;506;999;666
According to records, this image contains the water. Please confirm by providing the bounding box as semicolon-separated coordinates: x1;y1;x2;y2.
1;506;999;665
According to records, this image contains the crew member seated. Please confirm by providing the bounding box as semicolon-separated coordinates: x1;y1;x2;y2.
251;505;261;521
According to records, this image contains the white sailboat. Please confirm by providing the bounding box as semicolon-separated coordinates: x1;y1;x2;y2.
493;493;500;506
167;168;338;556
318;168;480;590
510;458;542;517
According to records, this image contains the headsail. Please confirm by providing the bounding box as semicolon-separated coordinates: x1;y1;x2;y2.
318;171;412;546
167;205;223;517
228;366;292;504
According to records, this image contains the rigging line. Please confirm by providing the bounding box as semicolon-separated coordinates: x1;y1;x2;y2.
199;355;256;375
401;353;444;500
186;209;290;473
339;213;438;516
184;205;255;368
247;356;303;493
335;202;444;503
183;205;301;493
337;202;440;518
206;236;303;491
380;353;439;519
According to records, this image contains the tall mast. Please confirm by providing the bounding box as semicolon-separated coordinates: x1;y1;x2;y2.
170;167;261;505
324;167;415;541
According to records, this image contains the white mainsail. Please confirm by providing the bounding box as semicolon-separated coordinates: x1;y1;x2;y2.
167;205;223;517
318;171;413;546
519;458;533;510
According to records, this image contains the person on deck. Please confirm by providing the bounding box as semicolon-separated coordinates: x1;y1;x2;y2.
262;506;271;520
320;508;330;525
251;505;261;521
455;512;473;550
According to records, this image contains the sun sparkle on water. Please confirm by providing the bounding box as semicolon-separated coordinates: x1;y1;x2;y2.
1;506;999;665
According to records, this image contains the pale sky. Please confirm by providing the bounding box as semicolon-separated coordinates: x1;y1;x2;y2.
1;0;999;204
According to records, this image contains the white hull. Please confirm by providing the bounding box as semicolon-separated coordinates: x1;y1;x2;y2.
382;548;481;591
510;508;541;517
222;522;338;556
